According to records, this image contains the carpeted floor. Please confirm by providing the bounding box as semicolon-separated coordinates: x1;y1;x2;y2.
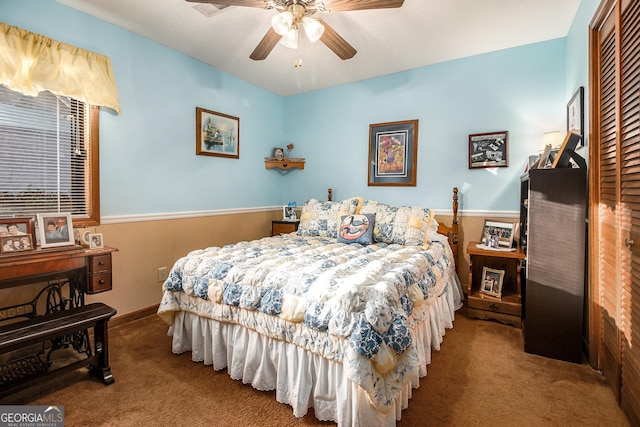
0;308;630;426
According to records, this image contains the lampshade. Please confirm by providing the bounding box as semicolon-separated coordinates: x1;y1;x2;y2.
540;131;563;151
302;17;324;42
279;28;299;49
271;11;293;36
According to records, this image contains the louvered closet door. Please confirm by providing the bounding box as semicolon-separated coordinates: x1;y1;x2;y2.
591;0;640;425
619;0;640;421
593;0;621;399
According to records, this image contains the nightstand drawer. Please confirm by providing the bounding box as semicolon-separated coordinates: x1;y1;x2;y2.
272;221;299;236
467;295;522;316
90;254;112;273
87;272;112;294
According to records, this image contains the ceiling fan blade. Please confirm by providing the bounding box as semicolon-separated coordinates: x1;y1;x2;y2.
250;27;282;60
185;0;270;8
321;0;404;12
317;19;356;60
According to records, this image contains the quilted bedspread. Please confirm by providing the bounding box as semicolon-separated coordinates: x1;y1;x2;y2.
158;232;456;410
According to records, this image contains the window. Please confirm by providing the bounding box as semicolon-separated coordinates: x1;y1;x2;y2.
0;86;100;226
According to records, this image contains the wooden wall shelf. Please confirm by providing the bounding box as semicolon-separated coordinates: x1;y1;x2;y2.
264;158;305;175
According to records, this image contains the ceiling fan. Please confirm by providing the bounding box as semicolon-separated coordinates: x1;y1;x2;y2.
187;1;405;62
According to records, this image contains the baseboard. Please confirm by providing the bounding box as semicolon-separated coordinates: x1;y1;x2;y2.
110;304;159;328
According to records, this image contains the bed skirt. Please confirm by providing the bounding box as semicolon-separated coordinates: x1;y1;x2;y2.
168;275;463;426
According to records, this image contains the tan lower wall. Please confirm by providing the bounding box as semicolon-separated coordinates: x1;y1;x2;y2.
3;211;515;319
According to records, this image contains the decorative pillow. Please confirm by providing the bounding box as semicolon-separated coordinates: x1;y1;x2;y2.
297;197;362;238
337;213;375;245
360;200;434;246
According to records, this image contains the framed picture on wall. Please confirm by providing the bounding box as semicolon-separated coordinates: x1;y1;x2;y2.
368;119;418;186
468;131;508;169
567;86;584;146
195;107;240;159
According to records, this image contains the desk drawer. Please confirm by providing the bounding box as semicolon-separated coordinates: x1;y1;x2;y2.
90;254;112;273
87;272;112;294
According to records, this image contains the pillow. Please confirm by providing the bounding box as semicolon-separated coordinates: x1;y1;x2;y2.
297;197;363;238
337;214;375;245
360;200;434;245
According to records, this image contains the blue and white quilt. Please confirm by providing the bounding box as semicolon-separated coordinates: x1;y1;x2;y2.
158;232;457;410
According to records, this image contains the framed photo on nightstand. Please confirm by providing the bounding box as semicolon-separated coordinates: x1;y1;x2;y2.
283;206;297;221
480;267;505;298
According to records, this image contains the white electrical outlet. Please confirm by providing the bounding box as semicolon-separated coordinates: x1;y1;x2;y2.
157;267;168;282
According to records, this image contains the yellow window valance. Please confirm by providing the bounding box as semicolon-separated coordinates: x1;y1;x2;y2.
0;22;121;113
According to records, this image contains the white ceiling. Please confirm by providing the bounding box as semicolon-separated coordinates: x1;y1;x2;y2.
57;0;581;96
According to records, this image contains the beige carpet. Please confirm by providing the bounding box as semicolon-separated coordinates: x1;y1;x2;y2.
1;308;630;426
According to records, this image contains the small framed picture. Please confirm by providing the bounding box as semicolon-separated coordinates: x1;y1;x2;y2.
1;234;34;253
567;86;584;146
469;131;508;169
37;213;75;248
273;147;284;160
0;217;37;251
481;220;515;249
89;233;104;249
480;267;505;298
195;107;240;159
283;206;297;221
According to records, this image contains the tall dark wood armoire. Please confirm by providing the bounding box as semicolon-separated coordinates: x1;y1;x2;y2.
521;168;587;363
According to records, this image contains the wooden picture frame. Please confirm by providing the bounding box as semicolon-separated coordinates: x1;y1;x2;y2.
37;213;75;248
567;86;584;146
481;219;515;249
469;131;508;169
551;132;585;169
273;147;284;160
368;119;418;186
480;266;505;298
195;107;240;159
0;217;37;253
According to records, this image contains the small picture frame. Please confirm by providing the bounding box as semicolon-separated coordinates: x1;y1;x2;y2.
481;220;515;249
567;86;584;146
37;213;75;248
283;206;297;221
89;233;104;249
551;132;585;169
195;107;240;159
0;217;37;252
469;131;508;169
480;267;505;298
274;147;284;160
1;234;34;254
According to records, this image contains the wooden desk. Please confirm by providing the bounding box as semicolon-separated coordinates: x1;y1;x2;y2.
0;245;118;395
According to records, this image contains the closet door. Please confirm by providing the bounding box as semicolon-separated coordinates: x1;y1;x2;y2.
590;0;640;424
618;0;640;421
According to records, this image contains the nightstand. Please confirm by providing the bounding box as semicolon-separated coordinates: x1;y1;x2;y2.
272;220;299;236
466;242;525;327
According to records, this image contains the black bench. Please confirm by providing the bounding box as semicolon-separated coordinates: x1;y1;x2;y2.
0;302;117;398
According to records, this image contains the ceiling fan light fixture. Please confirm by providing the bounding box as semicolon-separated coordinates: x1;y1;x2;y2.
279;28;299;49
271;11;293;36
302;17;324;43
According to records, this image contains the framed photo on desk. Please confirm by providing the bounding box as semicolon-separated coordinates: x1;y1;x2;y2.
37;213;75;248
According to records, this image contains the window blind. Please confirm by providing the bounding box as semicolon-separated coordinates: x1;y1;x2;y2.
0;85;92;217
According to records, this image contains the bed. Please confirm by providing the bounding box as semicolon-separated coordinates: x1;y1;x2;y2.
157;188;463;426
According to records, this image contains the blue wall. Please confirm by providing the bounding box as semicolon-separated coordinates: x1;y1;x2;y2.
283;40;566;211
1;0;596;216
